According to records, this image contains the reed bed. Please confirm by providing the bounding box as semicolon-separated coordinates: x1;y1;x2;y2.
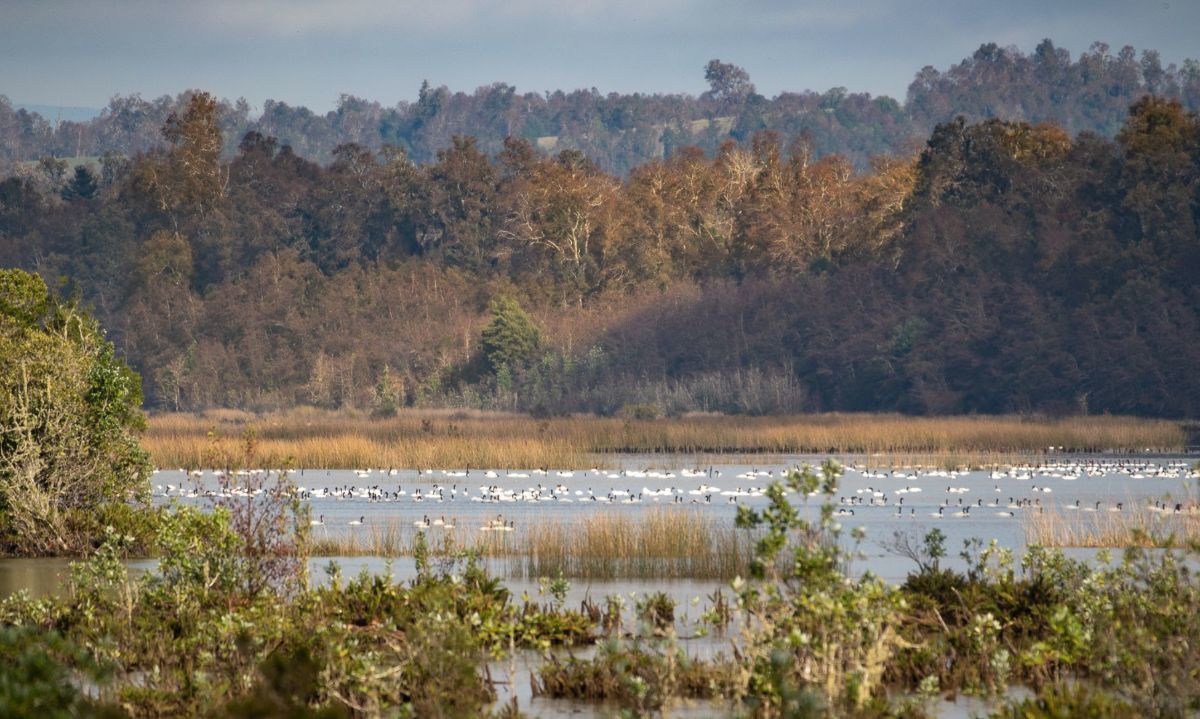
309;521;471;557
144;408;1185;470
153;435;588;473
512;509;751;580
1024;502;1200;548
846;450;1036;471
307;510;753;580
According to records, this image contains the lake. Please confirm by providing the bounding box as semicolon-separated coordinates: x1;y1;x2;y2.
5;453;1195;597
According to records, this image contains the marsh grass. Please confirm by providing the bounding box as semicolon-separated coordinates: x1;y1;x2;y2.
513;509;752;580
143;408;1185;470
1025;500;1200;548
306;510;752;580
308;520;484;557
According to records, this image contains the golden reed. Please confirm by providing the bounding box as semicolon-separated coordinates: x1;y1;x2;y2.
144;408;1185;470
1025;500;1200;548
307;509;752;580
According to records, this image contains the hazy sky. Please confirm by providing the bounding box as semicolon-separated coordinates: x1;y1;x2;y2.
2;0;1196;113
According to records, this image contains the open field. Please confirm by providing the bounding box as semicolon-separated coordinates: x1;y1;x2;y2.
143;408;1187;470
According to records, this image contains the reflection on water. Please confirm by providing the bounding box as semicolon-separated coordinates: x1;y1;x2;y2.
0;557;75;599
0;557;157;599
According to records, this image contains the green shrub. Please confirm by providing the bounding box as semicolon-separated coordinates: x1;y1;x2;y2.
0;269;151;556
0;625;117;718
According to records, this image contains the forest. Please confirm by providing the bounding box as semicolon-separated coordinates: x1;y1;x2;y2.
0;41;1198;419
2;40;1200;174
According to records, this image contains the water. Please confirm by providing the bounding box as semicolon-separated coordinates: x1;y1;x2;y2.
6;454;1196;596
0;557;77;598
2;454;1195;717
153;453;1197;580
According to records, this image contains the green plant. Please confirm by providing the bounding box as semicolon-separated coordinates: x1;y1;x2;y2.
480;297;540;375
538;570;570;610
535;638;738;713
0;269;151;556
989;682;1141;719
734;461;907;714
0;625;115;718
637;591;676;636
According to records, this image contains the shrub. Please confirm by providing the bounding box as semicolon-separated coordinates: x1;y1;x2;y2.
0;269;151;556
0;625;116;718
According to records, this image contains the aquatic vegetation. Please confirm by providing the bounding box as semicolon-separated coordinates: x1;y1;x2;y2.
0;498;590;716
1024;498;1200;548
308;509;755;581
534;639;741;714
732;461;911;715
515;509;752;580
3;460;1200;716
545;463;1200;716
143;408;1184;470
987;682;1141;718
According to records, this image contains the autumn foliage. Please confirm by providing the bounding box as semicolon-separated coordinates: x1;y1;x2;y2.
1;89;1198;417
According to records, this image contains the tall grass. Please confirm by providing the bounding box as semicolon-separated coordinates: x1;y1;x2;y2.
307;510;752;580
1025;501;1200;548
512;509;751;580
143;407;1186;470
309;521;471;557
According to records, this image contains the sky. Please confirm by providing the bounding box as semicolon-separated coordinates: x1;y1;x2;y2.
1;0;1197;115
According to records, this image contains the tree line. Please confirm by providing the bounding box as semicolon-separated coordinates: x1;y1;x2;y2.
2;39;1199;176
0;84;1197;418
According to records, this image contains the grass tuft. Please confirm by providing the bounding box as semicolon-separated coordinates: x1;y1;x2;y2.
307;510;752;580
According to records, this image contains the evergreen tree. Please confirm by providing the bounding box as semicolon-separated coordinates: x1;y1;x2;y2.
480;297;540;375
372;364;403;416
60;165;98;201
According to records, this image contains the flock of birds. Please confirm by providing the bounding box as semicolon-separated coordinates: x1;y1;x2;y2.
836;460;1199;520
152;459;1200;528
306;513;514;530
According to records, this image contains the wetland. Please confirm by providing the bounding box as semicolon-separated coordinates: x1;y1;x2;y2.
4;438;1199;717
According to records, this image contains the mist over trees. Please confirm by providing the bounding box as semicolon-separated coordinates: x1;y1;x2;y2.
0;40;1198;418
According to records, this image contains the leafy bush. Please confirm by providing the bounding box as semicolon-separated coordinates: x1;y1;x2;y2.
0;625;116;718
0;269;151;556
734;461;907;713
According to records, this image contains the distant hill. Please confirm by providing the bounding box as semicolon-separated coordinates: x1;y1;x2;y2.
2;40;1198;174
15;103;101;124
